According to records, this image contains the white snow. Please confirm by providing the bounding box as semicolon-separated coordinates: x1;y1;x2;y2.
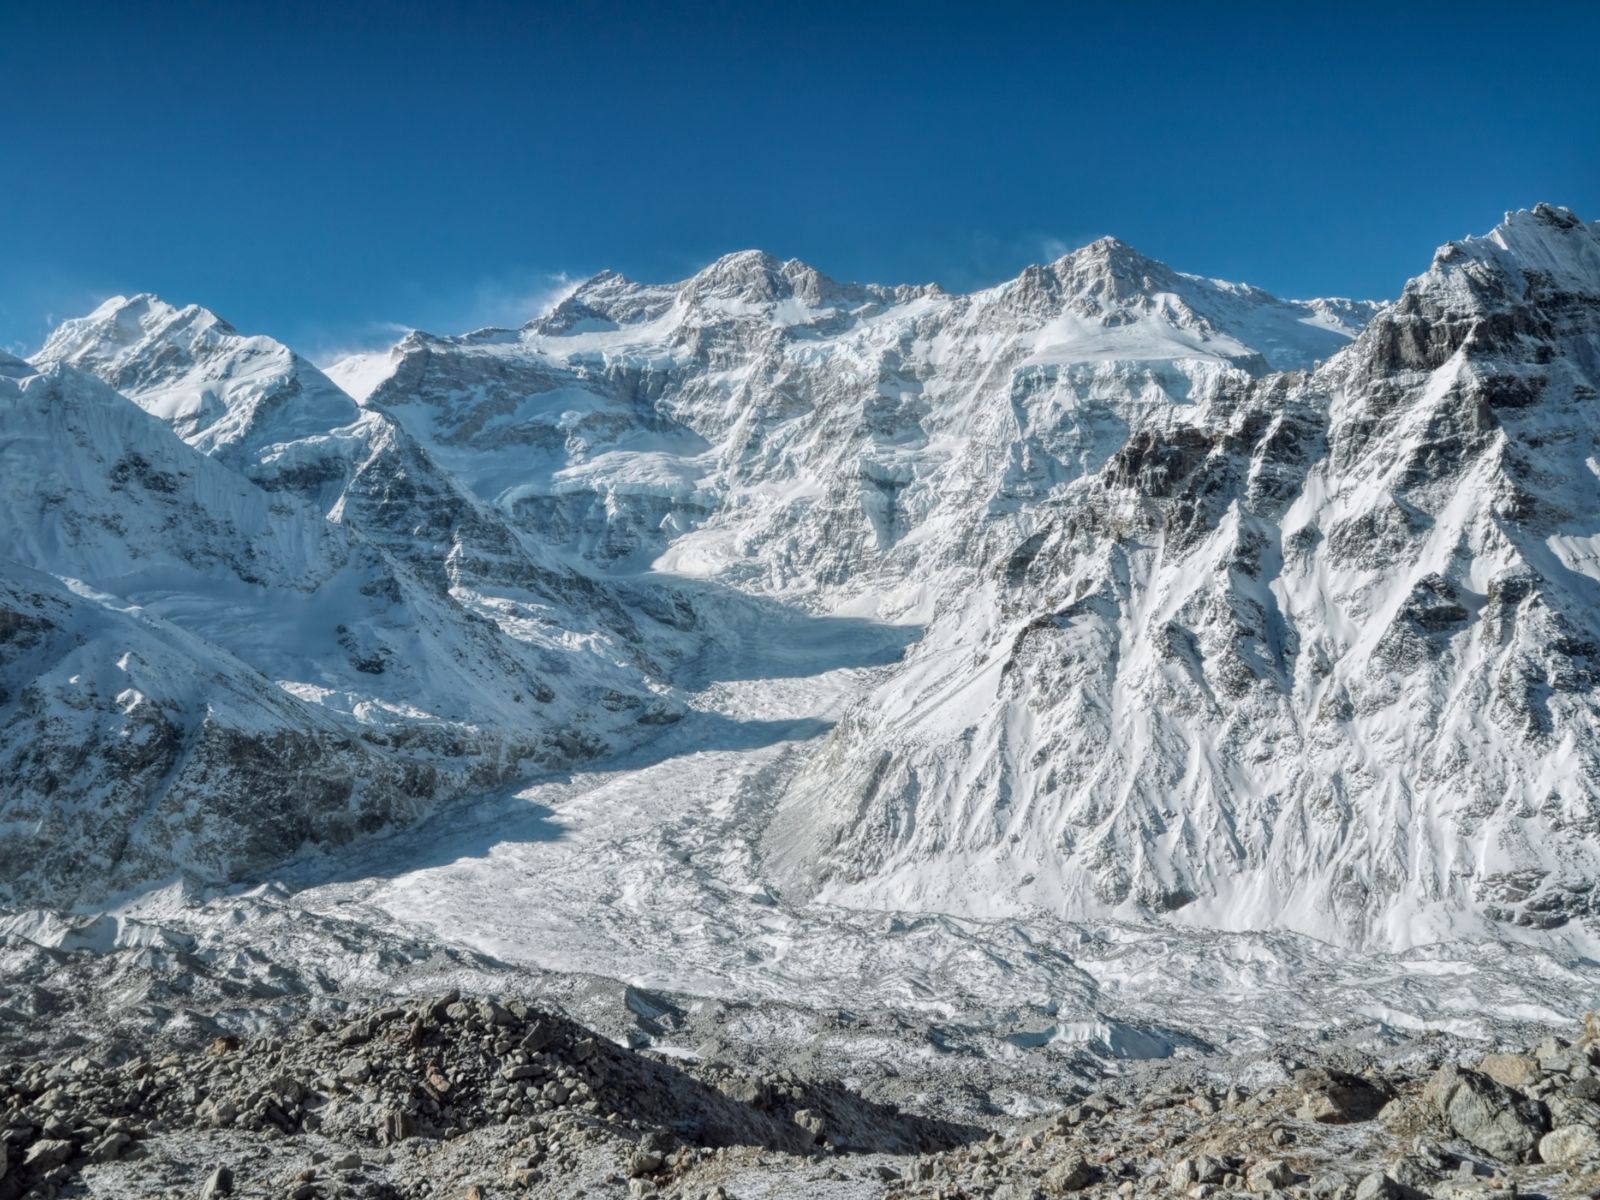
8;209;1600;1059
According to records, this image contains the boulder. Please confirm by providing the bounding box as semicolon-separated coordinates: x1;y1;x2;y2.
1569;1076;1600;1102
1535;1036;1576;1073
1424;1065;1546;1163
198;1166;234;1199
628;1150;663;1178
793;1108;826;1144
378;1108;416;1144
1538;1124;1600;1167
1293;1068;1388;1123
21;1139;74;1171
1353;1172;1399;1200
1548;1091;1600;1128
1168;1155;1227;1188
1476;1053;1539;1091
197;1097;238;1128
1246;1159;1295;1192
1042;1156;1093;1193
86;1131;131;1163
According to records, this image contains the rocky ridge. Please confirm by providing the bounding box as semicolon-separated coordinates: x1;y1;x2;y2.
768;204;1600;947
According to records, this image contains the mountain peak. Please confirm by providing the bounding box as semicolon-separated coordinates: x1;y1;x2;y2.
1052;234;1174;288
1415;202;1599;315
525;268;676;334
1069;234;1146;262
34;294;358;461
682;249;795;303
992;235;1179;318
697;248;784;276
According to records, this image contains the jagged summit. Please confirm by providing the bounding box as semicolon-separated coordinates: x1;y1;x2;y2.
1055;233;1171;278
677;249;851;308
1420;203;1600;307
462;236;1366;353
43;294;220;374
33;290;359;464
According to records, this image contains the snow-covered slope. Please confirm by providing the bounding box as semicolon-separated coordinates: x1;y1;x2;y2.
16;208;1596;964
347;241;1373;620
767;205;1600;948
31;293;689;691
324;347;401;403
0;356;669;905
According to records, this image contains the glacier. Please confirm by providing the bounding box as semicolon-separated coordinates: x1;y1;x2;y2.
4;205;1600;1064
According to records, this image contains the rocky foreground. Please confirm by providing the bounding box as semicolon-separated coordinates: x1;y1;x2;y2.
4;996;1600;1200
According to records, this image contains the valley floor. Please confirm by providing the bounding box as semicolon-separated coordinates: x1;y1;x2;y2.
7;580;1600;1197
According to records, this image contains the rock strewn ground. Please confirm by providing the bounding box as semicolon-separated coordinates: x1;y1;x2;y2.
5;1001;1600;1200
0;990;972;1200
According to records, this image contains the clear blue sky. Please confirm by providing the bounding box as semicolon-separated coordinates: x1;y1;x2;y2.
3;1;1597;359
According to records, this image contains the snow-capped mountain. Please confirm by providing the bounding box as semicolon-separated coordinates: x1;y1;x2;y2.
768;204;1600;947
344;238;1373;609
6;206;1596;959
0;352;669;906
37;295;361;473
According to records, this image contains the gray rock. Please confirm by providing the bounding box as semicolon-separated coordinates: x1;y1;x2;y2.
1538;1123;1600;1166
1306;1173;1352;1198
1535;1036;1575;1072
1568;1076;1600;1101
86;1130;132;1163
628;1149;664;1177
1352;1172;1399;1200
793;1108;826;1143
1247;1159;1295;1192
1293;1068;1388;1123
1424;1065;1546;1163
22;1139;74;1171
1041;1156;1093;1192
198;1165;234;1199
1169;1155;1227;1188
1547;1090;1600;1128
197;1097;238;1128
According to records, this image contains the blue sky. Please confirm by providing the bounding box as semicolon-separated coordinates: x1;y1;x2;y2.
3;1;1597;359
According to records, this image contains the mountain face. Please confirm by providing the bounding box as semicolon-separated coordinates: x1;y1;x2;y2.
0;352;669;906
346;240;1372;614
6;206;1597;954
767;205;1600;946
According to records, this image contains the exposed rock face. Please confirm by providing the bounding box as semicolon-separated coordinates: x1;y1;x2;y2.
768;204;1600;948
